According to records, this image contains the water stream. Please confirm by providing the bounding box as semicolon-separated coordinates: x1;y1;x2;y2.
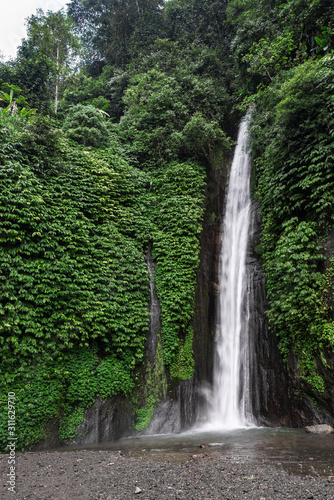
58;428;334;477
207;116;253;429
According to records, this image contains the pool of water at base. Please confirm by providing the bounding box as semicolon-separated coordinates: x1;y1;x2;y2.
58;427;334;478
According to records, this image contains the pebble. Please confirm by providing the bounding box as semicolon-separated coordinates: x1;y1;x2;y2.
1;449;333;499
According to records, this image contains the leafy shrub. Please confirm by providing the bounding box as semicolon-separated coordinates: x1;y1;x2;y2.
62;104;109;147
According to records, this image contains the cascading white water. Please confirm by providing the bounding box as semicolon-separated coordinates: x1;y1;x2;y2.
208;116;253;429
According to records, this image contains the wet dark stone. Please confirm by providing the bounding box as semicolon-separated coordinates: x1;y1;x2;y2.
177;153;229;428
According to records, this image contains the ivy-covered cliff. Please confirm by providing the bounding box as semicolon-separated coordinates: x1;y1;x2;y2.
0;0;334;451
0;109;214;449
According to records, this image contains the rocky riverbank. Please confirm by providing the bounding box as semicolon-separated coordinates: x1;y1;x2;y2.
1;448;333;499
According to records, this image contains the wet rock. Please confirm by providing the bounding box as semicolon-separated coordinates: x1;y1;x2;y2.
305;424;334;434
140;399;181;435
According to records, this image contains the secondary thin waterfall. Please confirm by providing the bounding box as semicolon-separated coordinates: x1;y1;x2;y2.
208;116;253;428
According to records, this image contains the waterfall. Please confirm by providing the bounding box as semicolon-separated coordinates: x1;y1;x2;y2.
207;116;254;429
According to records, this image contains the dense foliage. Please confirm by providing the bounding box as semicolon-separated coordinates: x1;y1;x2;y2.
0;117;150;447
0;77;208;449
119;41;232;169
249;54;334;391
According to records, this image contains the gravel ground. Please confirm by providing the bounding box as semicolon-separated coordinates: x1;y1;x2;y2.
1;449;334;500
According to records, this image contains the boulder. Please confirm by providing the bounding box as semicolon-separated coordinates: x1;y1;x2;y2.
305;424;334;434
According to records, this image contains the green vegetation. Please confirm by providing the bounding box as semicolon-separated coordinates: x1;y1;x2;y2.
62;104;109;146
0;98;210;448
0;13;216;445
0;0;334;450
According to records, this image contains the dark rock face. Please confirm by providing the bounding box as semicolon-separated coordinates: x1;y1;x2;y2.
32;396;133;451
70;396;133;445
246;198;290;426
142;399;181;435
176;157;229;429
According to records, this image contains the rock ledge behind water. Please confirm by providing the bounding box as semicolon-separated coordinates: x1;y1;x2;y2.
305;424;334;434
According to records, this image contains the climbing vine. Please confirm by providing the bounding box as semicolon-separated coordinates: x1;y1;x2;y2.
152;162;206;367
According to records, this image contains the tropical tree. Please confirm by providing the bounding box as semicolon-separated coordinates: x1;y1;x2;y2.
18;9;81;114
62;103;109;147
0;83;36;118
68;0;164;68
119;42;232;169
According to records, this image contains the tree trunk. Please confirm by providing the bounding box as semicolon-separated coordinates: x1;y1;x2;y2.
55;45;59;114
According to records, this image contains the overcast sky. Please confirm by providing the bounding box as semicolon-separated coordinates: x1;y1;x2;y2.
0;0;70;60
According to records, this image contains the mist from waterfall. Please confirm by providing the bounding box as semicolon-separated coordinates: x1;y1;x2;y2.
206;116;254;429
